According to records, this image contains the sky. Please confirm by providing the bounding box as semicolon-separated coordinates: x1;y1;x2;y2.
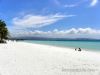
0;0;100;39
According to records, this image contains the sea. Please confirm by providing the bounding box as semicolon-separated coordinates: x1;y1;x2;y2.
24;40;100;52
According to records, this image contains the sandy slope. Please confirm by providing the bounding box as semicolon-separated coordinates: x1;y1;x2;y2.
0;41;100;75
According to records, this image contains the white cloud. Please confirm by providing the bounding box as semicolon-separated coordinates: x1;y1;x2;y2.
53;0;61;6
10;28;100;39
64;0;87;8
64;4;77;8
64;0;99;8
90;0;98;6
12;13;72;28
52;28;100;35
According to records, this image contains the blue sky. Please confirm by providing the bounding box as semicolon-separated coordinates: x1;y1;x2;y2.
0;0;100;38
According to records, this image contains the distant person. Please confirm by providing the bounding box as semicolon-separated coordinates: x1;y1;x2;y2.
78;48;81;51
75;48;77;51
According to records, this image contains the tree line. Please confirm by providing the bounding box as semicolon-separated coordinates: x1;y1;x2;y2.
0;20;9;43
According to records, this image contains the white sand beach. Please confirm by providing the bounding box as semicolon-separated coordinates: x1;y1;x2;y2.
0;41;100;75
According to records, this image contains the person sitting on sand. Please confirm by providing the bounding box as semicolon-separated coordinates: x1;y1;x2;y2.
75;48;77;51
78;48;81;51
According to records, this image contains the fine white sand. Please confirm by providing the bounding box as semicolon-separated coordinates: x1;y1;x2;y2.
0;41;100;75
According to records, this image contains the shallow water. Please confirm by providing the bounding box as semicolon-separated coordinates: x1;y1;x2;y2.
24;40;100;52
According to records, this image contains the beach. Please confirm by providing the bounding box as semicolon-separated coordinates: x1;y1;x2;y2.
0;41;100;75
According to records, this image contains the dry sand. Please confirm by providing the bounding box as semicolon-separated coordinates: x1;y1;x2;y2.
0;41;100;75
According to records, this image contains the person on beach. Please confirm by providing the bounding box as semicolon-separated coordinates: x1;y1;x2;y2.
75;48;77;51
78;48;81;51
75;48;82;51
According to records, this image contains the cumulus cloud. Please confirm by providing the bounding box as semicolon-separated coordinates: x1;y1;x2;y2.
10;28;100;39
90;0;98;6
12;13;74;28
52;28;100;35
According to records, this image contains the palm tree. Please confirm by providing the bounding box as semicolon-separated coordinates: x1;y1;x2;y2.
0;20;9;43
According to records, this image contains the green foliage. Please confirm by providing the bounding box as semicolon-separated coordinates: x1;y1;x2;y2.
0;20;9;43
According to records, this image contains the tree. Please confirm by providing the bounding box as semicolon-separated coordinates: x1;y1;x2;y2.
0;20;9;43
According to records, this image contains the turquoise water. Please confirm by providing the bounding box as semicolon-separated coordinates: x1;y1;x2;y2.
25;40;100;52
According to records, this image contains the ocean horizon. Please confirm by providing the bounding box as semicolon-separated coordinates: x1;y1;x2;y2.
24;40;100;52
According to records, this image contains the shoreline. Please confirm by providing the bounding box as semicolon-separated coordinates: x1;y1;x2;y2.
23;40;100;53
0;41;100;75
